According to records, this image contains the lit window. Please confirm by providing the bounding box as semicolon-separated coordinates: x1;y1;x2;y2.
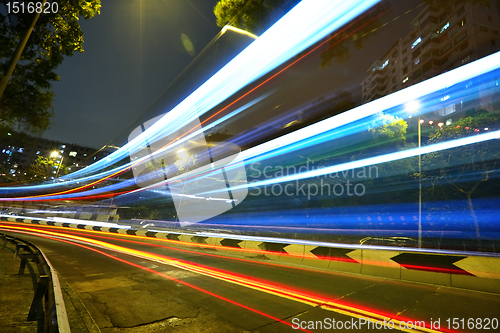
403;77;409;83
36;151;40;154
61;145;66;148
439;22;449;33
411;37;421;49
69;151;77;157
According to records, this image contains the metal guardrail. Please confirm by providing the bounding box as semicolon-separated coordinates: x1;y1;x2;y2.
1;233;71;333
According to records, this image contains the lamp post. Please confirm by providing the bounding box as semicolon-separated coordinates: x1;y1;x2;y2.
55;156;64;178
418;117;424;249
51;151;64;180
406;100;422;248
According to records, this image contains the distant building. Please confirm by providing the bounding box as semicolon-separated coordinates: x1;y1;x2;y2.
362;0;500;122
0;131;110;180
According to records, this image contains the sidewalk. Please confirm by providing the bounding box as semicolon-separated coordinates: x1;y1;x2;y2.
0;241;38;333
0;234;100;333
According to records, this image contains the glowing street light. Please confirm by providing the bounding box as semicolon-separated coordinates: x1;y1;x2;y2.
177;149;189;163
405;100;420;114
50;151;64;179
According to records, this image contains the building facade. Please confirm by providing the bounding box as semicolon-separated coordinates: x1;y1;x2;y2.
362;0;500;123
0;130;110;181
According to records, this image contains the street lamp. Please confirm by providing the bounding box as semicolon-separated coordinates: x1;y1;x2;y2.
51;151;64;179
406;101;423;248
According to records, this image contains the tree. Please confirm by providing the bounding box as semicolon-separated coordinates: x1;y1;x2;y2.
367;113;408;147
214;0;298;35
422;112;500;238
0;0;101;133
25;155;67;180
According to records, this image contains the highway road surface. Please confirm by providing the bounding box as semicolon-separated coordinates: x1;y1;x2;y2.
1;222;499;333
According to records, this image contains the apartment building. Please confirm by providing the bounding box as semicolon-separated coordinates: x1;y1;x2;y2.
362;0;500;122
0;131;110;180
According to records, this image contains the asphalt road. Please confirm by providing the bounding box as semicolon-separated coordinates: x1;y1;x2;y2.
1;223;499;333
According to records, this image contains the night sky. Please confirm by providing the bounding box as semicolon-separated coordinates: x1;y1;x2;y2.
44;0;220;148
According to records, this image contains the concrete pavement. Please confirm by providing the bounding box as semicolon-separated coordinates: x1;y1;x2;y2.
0;241;38;333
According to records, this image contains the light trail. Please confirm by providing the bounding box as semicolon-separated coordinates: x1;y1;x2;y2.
57;0;381;180
1;227;311;333
0;0;385;200
213;129;500;193
0;221;363;273
1;45;499;206
1;224;451;333
13;54;499;202
0;2;498;251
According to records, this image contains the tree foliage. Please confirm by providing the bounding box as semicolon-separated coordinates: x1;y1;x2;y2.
368;114;408;146
422;112;500;237
214;0;298;35
26;155;68;180
0;0;101;133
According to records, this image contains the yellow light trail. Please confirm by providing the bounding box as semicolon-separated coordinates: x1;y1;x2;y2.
1;224;449;333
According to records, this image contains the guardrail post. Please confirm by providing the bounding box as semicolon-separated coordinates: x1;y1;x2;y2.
14;243;31;258
19;257;28;275
28;275;49;321
18;253;39;275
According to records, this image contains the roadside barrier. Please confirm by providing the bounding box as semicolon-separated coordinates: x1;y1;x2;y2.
0;232;71;333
